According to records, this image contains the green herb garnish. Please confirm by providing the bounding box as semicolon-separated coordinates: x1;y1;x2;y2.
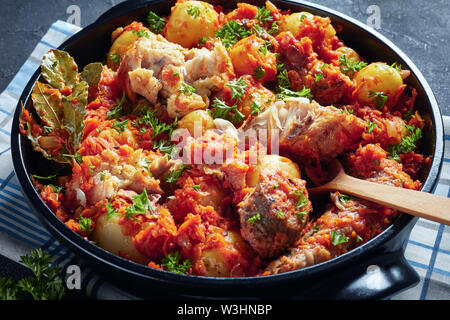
248;213;261;224
226;77;248;102
330;231;349;246
161;252;191;274
368;91;388;110
147;11;166;34
0;249;65;300
339;55;367;76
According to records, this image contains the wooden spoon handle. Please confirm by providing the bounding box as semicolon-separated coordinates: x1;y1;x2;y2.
325;174;450;225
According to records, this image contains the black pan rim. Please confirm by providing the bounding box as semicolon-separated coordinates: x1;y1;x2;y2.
10;0;444;290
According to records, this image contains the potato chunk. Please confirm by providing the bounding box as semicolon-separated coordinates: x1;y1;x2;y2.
165;1;219;48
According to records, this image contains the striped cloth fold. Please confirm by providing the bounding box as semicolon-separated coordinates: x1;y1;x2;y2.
0;20;448;300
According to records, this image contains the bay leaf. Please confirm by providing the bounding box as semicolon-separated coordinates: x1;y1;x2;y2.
41;49;79;89
20;108;71;164
62;81;88;152
80;62;103;88
31;81;63;130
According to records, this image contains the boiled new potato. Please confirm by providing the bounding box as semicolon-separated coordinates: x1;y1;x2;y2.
93;211;148;264
199;230;247;277
107;30;140;70
282;12;336;40
354;62;403;108
197;182;226;210
237;80;276;118
247;154;301;187
179;109;215;136
229;35;277;83
336;46;361;66
165;1;219;48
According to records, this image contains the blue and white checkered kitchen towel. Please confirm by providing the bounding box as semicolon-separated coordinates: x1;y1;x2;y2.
0;20;448;300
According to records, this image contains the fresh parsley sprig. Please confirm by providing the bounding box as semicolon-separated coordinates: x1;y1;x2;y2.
330;230;349;246
208;98;245;123
339;55;367;77
147;11;166;34
276;86;313;100
161;252;192;274
226;77;248;102
215;20;251;49
0;249;65;300
387;124;422;162
165;165;192;187
369;91;388;110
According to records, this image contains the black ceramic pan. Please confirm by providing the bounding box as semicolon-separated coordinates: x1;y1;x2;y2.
10;0;444;299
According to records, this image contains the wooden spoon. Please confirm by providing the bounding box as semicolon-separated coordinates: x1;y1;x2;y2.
308;159;450;225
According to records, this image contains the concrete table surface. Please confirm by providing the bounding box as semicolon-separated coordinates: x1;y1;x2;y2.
0;0;449;115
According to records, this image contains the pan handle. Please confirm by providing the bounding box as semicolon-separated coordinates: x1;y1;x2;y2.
296;249;420;300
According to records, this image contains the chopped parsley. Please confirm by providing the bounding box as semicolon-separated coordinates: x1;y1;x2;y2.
367;120;378;133
339;55;367;76
107;93;127;119
387;124;422;162
63;151;83;164
137;109;178;139
294;189;308;209
268;20;280;35
330;230;349;246
106;202;117;219
250;101;262;116
313;224;322;233
48;184;63;193
315;72;324;83
179;82;196;95
137;158;152;175
248;213;261;224
99;172;106;181
132;30;152;38
165;165;192;187
112;119;129;132
43;126;53;134
391;62;402;72
253;66;266;80
273;183;279;189
78;216;93;234
276;67;290;90
341;107;354;114
161;252;191;274
208;98;245;123
339;193;355;203
125;189;154;219
259;43;269;55
356;235;363;243
276;86;313;100
277;209;284;218
109;52;121;67
198;36;212;46
296;211;307;222
192;185;201;191
368;90;388;110
215;20;251;49
226;77;248;102
153;139;176;156
147;11;166;34
186;5;201;18
255;7;273;25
